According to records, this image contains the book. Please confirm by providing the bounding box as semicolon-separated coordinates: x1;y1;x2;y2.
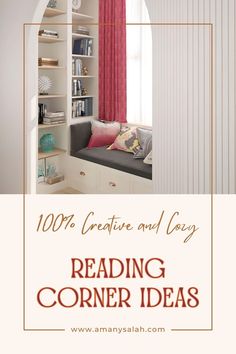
43;119;66;124
45;111;65;118
73;39;93;56
72;97;93;118
39;29;58;37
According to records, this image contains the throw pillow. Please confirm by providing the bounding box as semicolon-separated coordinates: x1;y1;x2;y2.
108;126;140;153
134;127;152;159
143;150;152;165
88;120;121;148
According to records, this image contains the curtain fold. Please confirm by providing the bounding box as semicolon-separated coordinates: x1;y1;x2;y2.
99;0;127;123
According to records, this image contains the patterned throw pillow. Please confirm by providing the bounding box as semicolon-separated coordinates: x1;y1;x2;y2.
108;127;140;153
134;127;152;159
88;120;121;148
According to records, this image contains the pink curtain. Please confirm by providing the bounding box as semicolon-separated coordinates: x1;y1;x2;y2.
99;0;127;123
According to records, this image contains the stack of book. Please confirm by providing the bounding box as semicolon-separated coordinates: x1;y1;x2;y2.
38;57;59;67
72;98;93;118
73;26;90;35
43;111;66;125
39;29;59;38
73;39;93;56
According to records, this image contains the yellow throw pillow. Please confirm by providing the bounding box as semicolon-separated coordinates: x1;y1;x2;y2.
108;127;140;153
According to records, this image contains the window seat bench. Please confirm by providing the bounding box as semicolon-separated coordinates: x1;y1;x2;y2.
69;122;153;194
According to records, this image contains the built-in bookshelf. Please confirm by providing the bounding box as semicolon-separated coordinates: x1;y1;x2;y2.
36;0;98;194
71;0;98;122
37;0;68;193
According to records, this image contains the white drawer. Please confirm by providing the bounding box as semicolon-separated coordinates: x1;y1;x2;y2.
131;175;153;194
99;167;131;194
69;158;99;193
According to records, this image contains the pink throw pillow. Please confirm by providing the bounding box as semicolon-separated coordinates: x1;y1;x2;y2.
88;134;118;148
87;120;120;148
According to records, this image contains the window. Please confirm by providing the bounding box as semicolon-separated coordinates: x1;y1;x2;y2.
126;0;152;126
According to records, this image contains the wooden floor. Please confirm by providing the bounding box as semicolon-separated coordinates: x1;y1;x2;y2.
53;187;81;194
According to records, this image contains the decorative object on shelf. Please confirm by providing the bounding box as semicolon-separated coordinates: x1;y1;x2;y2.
39;29;59;39
38;162;45;183
38;103;47;124
47;0;57;8
81;88;88;96
46;163;57;177
40;133;56;153
72;0;81;12
45;174;64;185
82;66;89;76
38;75;52;95
38;57;59;66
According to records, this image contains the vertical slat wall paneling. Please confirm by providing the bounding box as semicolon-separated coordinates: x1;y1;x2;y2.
233;0;236;193
205;0;211;193
222;0;229;193
187;0;194;193
235;0;236;193
229;0;235;193
193;1;199;193
151;2;161;193
199;0;205;193
170;2;175;193
215;0;223;193
150;0;235;194
182;1;189;194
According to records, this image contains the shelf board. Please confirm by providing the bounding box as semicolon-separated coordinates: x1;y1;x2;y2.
72;95;95;99
38;36;65;43
44;8;66;17
72;33;94;39
72;75;95;78
38;148;66;160
37;180;67;194
38;65;66;70
72;116;95;120
72;54;95;59
38;94;66;99
72;12;94;22
38;123;67;129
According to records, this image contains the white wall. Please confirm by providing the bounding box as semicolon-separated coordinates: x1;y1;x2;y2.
147;0;236;194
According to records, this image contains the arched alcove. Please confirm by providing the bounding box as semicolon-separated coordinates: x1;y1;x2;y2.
25;0;154;194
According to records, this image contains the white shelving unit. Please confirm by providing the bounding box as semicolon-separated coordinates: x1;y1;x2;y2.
37;0;69;194
36;0;98;194
70;0;98;124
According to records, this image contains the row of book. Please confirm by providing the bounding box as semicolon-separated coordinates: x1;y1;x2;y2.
72;58;83;76
73;39;93;56
72;98;93;118
42;111;66;125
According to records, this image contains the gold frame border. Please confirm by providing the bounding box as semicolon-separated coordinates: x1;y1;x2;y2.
23;22;214;332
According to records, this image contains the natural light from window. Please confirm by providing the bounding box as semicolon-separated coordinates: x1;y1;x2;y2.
126;0;152;126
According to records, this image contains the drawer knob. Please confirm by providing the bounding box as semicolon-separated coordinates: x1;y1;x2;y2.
80;171;86;176
109;181;116;187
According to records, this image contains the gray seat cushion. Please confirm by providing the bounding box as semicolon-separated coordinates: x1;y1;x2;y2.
72;147;152;180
